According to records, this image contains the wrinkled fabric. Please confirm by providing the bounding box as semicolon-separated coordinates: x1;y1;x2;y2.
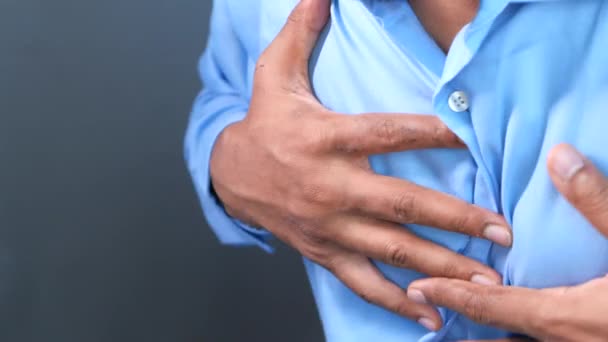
184;0;608;340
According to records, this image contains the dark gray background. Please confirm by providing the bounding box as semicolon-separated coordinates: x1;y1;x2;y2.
1;0;323;341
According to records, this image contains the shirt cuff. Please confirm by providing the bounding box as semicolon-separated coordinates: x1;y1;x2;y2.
204;195;275;253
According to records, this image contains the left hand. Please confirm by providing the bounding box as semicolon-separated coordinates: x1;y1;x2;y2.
406;143;608;342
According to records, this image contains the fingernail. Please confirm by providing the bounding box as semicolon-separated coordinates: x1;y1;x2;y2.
471;274;499;285
483;224;512;246
418;317;437;331
407;289;427;304
553;146;585;181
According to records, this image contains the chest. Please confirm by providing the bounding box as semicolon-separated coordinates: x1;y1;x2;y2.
249;0;608;286
409;0;479;53
455;2;608;287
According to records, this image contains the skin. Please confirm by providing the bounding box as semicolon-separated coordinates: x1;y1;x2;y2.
407;1;608;338
210;0;511;325
408;144;608;340
213;0;607;338
409;0;479;53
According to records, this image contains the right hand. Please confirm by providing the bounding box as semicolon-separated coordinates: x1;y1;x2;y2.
210;0;511;325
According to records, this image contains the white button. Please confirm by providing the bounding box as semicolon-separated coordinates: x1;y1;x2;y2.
448;91;470;112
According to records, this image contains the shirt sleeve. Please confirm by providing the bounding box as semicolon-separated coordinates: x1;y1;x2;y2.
184;0;273;252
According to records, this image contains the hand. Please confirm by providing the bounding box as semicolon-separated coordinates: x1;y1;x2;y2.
210;0;511;325
407;144;608;341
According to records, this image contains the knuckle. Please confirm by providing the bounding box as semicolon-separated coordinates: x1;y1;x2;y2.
297;227;333;262
384;241;412;267
304;124;334;153
462;290;489;324
373;117;399;146
439;261;460;278
390;299;414;318
326;117;358;154
301;183;336;207
300;243;332;264
578;181;608;213
320;255;341;273
449;209;478;235
298;136;318;154
298;221;330;247
596;181;608;198
460;287;510;326
448;215;470;234
285;189;333;225
284;194;302;218
301;184;322;203
392;192;419;223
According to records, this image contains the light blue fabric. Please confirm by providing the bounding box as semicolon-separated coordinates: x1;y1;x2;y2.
184;0;608;340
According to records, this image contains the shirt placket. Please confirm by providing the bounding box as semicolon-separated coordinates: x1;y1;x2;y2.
431;1;512;339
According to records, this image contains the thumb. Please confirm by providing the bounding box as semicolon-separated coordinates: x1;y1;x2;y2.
261;0;330;86
548;143;608;238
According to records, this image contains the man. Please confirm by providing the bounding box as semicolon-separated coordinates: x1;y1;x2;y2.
185;0;608;340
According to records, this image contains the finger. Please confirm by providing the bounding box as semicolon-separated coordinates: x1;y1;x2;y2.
348;172;512;246
463;339;535;342
259;0;330;86
329;252;442;331
329;113;464;154
408;278;552;335
335;217;502;284
548;143;608;237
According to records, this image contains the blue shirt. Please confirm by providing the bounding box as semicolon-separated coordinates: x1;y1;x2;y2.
184;0;608;340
